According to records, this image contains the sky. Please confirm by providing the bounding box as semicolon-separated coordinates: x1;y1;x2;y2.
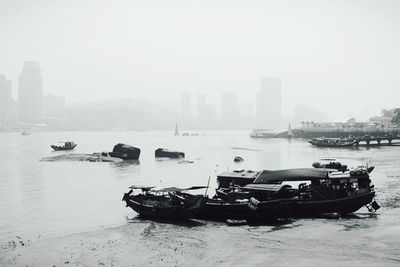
0;0;400;121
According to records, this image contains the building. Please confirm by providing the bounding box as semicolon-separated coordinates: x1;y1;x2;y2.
181;92;191;119
195;93;217;127
18;61;43;122
256;77;282;127
221;92;240;127
196;93;207;119
0;75;13;127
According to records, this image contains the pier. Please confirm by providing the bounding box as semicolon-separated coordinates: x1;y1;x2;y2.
354;135;400;146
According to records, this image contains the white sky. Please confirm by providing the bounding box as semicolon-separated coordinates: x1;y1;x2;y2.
0;0;399;120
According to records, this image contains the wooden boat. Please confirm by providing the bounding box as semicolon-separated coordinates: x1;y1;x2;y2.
198;168;379;221
51;141;77;151
122;186;208;219
309;137;357;147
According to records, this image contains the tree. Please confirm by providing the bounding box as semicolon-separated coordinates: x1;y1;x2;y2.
391;108;400;124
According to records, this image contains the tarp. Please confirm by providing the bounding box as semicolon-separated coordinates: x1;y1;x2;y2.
129;185;208;192
242;184;287;192
253;168;332;183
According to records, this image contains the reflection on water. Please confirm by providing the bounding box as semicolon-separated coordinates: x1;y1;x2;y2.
0;130;400;243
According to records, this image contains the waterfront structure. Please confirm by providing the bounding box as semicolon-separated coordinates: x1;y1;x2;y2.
18;61;43;122
256;77;282;127
0;75;13;128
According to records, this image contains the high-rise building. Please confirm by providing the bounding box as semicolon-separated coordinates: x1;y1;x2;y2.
181;92;191;118
0;75;13;124
196;93;207;119
221;92;240;127
256;77;282;127
18;61;43;122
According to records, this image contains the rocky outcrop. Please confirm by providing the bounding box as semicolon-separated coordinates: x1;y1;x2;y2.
112;143;141;160
40;153;123;162
155;148;185;158
234;156;244;162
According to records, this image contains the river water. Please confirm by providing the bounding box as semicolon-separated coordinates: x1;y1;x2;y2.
0;130;399;263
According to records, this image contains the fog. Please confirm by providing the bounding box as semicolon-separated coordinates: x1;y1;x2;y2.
1;0;400;123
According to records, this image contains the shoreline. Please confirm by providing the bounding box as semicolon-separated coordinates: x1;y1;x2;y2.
1;213;400;267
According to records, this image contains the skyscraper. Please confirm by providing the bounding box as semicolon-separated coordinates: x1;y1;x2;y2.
18;61;43;122
221;92;240;127
181;92;191;118
256;77;282;127
196;93;207;119
0;75;13;124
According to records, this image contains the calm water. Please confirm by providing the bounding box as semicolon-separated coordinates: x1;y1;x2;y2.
0;130;400;247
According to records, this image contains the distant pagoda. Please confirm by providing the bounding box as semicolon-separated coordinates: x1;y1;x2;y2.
174;123;180;136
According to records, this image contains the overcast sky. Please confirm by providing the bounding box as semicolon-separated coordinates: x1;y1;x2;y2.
0;0;399;120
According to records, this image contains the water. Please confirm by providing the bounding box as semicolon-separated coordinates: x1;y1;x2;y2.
0;130;400;250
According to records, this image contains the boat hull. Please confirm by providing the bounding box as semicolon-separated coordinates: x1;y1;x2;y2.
309;140;356;147
124;194;207;220
51;144;77;151
198;191;375;221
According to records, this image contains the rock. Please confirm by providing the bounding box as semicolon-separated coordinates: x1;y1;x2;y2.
40;153;123;162
108;151;128;159
112;143;141;160
155;148;185;158
234;156;244;162
226;219;247;226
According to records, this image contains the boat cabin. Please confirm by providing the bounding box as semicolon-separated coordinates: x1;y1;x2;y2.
243;168;372;201
217;170;260;188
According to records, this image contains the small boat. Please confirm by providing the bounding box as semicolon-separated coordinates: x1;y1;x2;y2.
122;186;208;219
198;167;379;221
51;141;77;151
21;131;31;136
309;137;357;147
312;160;348;172
249;129;277;138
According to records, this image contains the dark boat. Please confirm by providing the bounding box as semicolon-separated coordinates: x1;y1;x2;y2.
122;186;208;219
51;141;77;151
309;137;356;147
312;160;348;172
313;159;375;174
198;168;378;221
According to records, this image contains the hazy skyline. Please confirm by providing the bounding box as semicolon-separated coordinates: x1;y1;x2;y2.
1;0;400;121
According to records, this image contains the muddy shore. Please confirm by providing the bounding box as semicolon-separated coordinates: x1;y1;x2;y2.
1;212;399;267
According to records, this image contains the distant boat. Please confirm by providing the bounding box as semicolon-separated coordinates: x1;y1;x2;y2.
309;137;356;147
249;129;277;138
21;131;31;136
51;141;77;151
174;123;179;136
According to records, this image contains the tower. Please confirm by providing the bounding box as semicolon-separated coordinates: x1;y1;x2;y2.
18;61;43;122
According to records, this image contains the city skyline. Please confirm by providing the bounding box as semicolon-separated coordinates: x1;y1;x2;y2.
1;0;400;121
1;62;394;130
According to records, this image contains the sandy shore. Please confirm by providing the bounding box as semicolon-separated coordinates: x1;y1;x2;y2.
1;215;400;267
